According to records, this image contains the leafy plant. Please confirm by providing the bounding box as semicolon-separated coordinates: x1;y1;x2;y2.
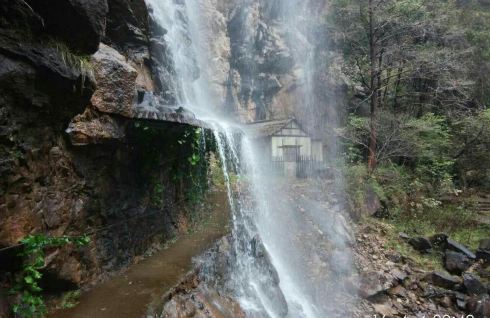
11;234;90;318
58;290;81;310
150;177;165;207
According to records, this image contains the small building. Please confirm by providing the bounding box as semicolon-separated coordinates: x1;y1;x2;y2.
245;118;325;177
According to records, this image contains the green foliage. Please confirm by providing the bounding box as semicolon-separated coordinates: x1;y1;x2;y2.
331;0;489;182
131;123;215;212
43;39;94;91
343;112;455;192
452;109;490;188
346;159;488;257
335;0;490;271
150;176;165;207
11;234;90;318
48;40;93;74
58;290;81;309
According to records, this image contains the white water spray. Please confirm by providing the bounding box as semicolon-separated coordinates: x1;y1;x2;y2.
146;0;356;317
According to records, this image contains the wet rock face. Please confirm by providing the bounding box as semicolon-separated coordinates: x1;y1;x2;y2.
105;0;149;58
151;270;246;318
0;0;194;295
0;31;96;118
25;0;108;54
215;0;343;124
225;2;294;121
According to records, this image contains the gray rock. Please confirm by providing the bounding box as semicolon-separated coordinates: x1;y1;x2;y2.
408;237;432;253
358;271;398;299
463;273;487;296
429;233;448;249
0;31;95;117
444;251;472;275
476;249;490;263
446;239;476;259
425;271;461;289
399;232;410;240
359;272;385;299
454;292;468;310
466;295;490;318
105;0;150;57
387;253;403;263
478;238;490;251
25;0;108;54
363;185;381;217
390;268;408;282
456;298;466;310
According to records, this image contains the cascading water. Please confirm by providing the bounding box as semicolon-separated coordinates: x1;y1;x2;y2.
145;0;356;317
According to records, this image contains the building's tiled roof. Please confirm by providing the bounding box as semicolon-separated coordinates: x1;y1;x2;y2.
243;118;295;138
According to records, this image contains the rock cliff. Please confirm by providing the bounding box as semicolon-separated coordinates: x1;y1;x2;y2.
167;0;347;125
0;0;347;311
0;0;208;300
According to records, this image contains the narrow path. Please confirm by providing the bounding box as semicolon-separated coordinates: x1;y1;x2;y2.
49;192;230;318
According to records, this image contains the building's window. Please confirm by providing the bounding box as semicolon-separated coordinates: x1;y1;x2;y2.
283;146;300;162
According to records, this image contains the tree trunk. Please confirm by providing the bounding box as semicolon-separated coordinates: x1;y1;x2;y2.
367;0;378;172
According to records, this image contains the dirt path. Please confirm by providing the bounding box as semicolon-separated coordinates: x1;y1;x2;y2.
48;192;230;318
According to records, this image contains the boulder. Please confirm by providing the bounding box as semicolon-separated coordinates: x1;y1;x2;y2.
408;237;432;253
25;0;108;54
373;303;398;316
399;232;410;240
476;249;490;263
455;292;468;310
463;273;487;296
444;251;472;275
425;271;461;290
390;268;408;282
359;271;398;299
429;233;448;249
363;184;382;217
446;239;476;259
478;238;490;251
90;44;138;117
66;109;125;145
466;296;490;318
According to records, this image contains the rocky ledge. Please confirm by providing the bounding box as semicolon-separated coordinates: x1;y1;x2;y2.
66;42;207;146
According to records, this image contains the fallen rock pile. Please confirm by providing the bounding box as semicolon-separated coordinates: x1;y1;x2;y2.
355;221;490;317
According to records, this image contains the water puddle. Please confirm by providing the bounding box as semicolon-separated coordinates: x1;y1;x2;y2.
48;191;230;318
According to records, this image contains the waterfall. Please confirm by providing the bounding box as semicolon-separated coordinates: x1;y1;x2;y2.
145;0;356;317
